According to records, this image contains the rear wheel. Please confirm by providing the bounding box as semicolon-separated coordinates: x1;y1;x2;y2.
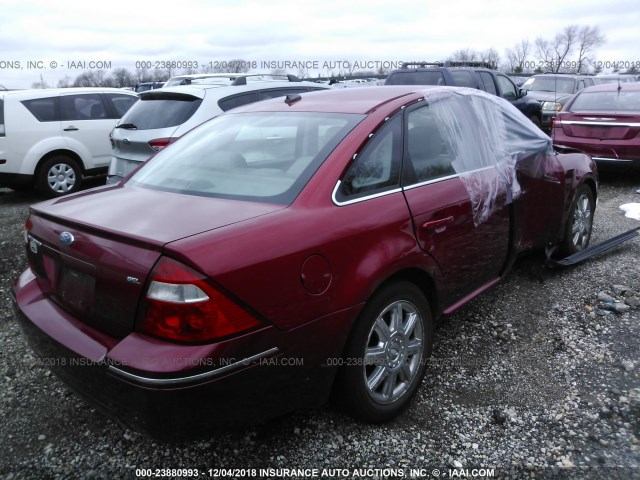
559;184;594;256
334;281;433;422
37;156;82;197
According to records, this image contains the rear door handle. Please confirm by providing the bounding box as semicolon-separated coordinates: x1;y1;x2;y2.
421;216;454;233
63;126;79;131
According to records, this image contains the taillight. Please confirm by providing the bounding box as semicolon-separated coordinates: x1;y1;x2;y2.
138;257;260;343
551;117;561;129
148;137;178;152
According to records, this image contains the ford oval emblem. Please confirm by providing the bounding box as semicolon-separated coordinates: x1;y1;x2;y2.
59;231;75;246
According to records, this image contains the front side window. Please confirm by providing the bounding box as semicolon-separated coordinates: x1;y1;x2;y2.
62;94;108;120
336;114;402;201
129;112;364;204
496;75;518;100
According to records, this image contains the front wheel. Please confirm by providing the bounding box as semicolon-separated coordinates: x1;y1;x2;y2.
334;281;433;422
559;184;594;256
37;156;83;197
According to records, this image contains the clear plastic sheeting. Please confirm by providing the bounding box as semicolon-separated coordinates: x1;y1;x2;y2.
419;87;557;225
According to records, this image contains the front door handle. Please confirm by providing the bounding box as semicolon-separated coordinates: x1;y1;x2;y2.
63;126;79;131
422;216;454;233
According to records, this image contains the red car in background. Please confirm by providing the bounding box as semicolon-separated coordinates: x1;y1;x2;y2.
551;82;640;170
12;86;597;436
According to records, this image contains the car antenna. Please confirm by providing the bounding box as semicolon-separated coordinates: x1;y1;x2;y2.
617;76;622;95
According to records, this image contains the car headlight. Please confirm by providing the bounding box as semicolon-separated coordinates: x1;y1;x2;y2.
542;101;563;112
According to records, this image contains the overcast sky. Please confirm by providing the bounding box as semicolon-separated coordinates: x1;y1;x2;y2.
1;0;639;89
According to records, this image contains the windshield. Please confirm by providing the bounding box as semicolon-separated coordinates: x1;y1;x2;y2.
570;90;640;112
522;77;576;94
128;111;365;204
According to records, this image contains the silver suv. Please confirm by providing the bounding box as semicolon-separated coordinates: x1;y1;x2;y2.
108;78;328;183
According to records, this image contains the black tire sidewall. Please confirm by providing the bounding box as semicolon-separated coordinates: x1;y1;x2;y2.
37;156;82;197
336;281;433;422
560;184;594;256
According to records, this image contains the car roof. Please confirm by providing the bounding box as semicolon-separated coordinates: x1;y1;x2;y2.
140;81;328;100
0;87;137;98
230;85;461;114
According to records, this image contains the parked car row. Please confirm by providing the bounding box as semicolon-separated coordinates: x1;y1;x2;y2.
13;86;598;435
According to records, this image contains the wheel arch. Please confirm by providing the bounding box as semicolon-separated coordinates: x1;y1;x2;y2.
35;150;86;179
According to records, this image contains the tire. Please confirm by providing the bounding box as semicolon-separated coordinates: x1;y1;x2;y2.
37;156;83;197
559;184;594;256
334;281;433;422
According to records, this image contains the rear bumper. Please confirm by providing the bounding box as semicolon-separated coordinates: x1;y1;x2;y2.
12;268;355;437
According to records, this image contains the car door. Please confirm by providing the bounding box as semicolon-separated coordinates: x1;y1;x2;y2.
60;93;119;169
401;94;510;305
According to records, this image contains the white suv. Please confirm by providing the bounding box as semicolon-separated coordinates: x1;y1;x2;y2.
108;78;328;183
0;88;138;196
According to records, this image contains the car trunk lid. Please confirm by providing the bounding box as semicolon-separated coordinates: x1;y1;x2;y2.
558;112;640;140
25;186;285;338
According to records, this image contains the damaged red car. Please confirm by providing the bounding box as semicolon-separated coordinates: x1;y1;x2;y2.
13;86;597;436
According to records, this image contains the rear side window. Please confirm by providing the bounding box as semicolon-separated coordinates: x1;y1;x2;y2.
450;70;477;88
478;72;497;95
21;97;60;122
0;98;4;136
62;94;108;120
119;94;203;130
385;71;446;86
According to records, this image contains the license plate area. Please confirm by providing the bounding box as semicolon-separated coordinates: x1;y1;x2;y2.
57;260;96;317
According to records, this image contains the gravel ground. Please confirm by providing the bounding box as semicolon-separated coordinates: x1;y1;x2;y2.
1;172;640;480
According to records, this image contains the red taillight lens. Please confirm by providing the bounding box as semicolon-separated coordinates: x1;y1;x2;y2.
138;257;260;343
551;117;561;129
148;137;178;152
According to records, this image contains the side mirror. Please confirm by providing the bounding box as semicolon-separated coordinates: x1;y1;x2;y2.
519;89;527;98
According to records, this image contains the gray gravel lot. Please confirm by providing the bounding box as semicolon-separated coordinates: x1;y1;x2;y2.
1;173;640;480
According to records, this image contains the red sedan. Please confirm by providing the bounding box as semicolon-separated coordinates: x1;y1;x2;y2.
551;82;640;170
13;86;597;436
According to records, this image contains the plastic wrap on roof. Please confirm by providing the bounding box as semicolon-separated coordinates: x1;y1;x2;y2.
421;87;557;225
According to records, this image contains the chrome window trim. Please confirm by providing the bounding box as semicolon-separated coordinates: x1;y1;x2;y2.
332;181;403;206
106;347;280;386
402;173;459;191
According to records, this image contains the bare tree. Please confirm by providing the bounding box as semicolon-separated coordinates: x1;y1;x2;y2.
575;25;605;73
536;25;579;73
297;67;309;79
73;71;99;87
135;67;153;83
449;48;479;63
505;39;531;73
57;75;72;88
221;59;251;73
479;48;500;69
111;68;134;88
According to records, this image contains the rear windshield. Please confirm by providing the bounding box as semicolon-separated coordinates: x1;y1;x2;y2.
386;71;446;86
0;98;4;136
119;93;202;130
128;111;365;204
570;90;640;112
